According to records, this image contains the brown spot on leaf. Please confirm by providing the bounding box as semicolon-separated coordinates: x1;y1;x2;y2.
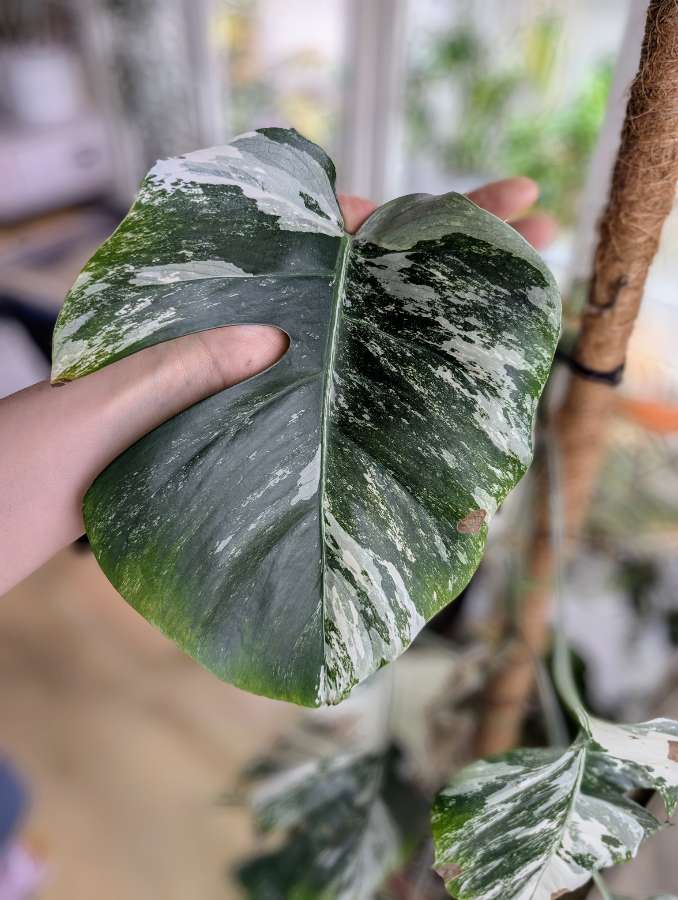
551;891;569;900
456;509;487;534
667;740;678;761
434;862;462;883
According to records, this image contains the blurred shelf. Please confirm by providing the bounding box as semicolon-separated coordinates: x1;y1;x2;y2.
0;114;114;224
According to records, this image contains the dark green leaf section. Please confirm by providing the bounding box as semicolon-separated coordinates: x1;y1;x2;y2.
52;128;560;706
238;747;428;900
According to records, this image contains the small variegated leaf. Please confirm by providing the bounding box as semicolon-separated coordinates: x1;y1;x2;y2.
238;746;428;900
432;716;678;899
431;744;660;900
51;127;560;706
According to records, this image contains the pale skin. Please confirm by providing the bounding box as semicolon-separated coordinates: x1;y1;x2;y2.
0;178;555;595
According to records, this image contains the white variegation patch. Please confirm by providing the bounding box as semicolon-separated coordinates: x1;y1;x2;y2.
130;259;252;285
291;446;321;506
53;305;180;375
146;132;342;237
55;309;96;339
527;283;561;329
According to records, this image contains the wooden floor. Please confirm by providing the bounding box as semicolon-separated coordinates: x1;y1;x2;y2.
0;547;297;900
3;547;678;898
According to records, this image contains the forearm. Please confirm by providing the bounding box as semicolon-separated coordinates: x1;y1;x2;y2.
0;326;286;594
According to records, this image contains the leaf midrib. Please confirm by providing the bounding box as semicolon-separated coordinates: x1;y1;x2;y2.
318;233;352;680
527;745;587;900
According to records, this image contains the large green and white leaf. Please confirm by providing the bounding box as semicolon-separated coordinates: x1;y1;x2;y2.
237;746;428;899
52;127;560;706
432;718;678;900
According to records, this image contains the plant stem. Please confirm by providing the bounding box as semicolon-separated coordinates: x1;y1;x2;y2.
475;0;678;757
546;427;590;736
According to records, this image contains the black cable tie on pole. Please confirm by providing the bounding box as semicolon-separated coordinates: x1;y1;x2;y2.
555;350;625;386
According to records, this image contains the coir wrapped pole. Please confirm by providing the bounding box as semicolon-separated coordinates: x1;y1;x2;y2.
476;0;678;756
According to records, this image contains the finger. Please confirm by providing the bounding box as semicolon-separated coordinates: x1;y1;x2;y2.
194;325;289;388
467;176;539;221
511;212;557;251
338;193;377;233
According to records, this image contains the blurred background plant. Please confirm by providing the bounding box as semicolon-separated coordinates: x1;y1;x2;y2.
407;13;613;223
217;0;338;149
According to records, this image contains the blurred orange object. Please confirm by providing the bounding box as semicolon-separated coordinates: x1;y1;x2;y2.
618;397;678;434
619;317;678;433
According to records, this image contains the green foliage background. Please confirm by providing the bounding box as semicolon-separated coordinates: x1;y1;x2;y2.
407;14;613;224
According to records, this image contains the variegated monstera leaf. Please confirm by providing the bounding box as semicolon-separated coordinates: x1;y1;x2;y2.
238;746;428;899
432;717;678;900
52;128;560;706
